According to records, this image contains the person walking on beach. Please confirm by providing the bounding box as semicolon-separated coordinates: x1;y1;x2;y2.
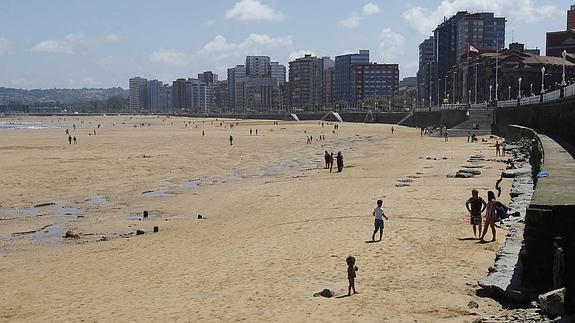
553;237;565;289
444;130;449;142
391;127;394;134
255;129;258;136
229;135;233;146
324;151;331;169
372;199;388;242
467;132;471;143
495;141;501;156
250;128;252;136
479;191;497;242
68;135;72;144
501;141;506;157
65;129;69;135
346;256;358;296
202;130;205;136
336;152;344;172
465;189;487;239
329;153;334;173
73;136;77;144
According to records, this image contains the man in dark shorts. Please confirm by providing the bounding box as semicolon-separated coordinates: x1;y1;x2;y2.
465;189;487;239
324;151;330;169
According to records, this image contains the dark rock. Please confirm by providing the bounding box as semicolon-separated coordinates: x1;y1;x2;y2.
313;289;335;298
136;229;145;235
468;300;479;308
34;202;56;208
459;169;481;175
64;230;80;239
198;214;203;219
101;236;108;241
455;171;474;178
394;183;410;187
538;288;566;317
153;226;159;233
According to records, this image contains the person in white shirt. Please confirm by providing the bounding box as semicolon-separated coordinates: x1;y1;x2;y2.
372;199;388;242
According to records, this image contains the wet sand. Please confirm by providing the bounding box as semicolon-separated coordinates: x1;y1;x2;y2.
0;115;511;322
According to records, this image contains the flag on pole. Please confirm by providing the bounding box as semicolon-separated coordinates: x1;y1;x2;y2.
469;45;479;54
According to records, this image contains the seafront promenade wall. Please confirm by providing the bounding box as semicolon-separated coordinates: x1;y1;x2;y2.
401;109;467;128
500;124;575;306
494;97;575;148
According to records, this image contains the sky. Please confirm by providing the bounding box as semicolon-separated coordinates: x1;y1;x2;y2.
0;0;570;89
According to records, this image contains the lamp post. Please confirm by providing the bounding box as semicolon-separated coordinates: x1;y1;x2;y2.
447;93;450;104
562;50;567;86
444;76;448;102
541;66;546;94
530;83;533;96
489;85;492;103
388;101;391;111
518;77;522;99
495;83;499;102
508;85;511;100
468;89;472;104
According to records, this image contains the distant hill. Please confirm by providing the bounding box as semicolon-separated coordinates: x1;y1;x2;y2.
0;87;128;105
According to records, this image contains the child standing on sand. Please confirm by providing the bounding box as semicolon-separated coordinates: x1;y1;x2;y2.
346;256;358;296
372;199;388;242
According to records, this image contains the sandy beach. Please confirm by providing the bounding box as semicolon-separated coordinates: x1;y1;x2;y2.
0;116;511;322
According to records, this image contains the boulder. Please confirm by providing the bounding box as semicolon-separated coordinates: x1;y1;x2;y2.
459;169;481;175
455;171;474;178
538;288;566;317
467;300;479;308
313;289;335;298
64;230;80;239
136;229;145;235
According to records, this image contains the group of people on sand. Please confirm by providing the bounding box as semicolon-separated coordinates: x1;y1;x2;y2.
324;151;344;173
465;189;509;242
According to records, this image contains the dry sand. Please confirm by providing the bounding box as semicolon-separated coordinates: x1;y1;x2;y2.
0;116;512;322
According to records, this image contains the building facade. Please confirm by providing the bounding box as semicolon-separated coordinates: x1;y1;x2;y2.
335;50;369;104
172;78;188;110
417;37;434;106
432;11;505;104
227;65;246;112
352;64;399;101
214;80;228;112
146;79;161;112
246;56;271;77
270;61;286;85
198;71;218;84
129;77;147;111
288;54;324;111
322;57;335;109
446;48;574;104
159;84;172;112
546;5;575;57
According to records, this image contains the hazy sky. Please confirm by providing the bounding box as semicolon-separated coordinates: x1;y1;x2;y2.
0;0;569;89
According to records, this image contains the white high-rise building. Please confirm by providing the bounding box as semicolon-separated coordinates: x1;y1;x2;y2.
129;77;147;110
270;62;286;85
146;79;162;112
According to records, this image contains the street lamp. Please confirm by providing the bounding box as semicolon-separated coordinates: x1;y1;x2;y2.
468;89;472;104
518;77;522;99
508;85;511;100
447;93;450;104
530;83;533;96
489;85;492;103
541;66;546;94
562;50;567;86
